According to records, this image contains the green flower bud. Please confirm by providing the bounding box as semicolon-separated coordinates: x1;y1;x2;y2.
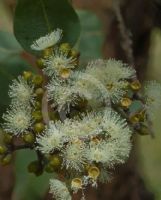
23;132;35;144
32;75;43;86
36;58;45;69
130;80;141;91
0;145;7;155
23;71;32;80
32;110;43;122
45;163;55;173
28;161;43;176
59;43;71;54
70;49;80;58
1;154;12;166
35;101;42;110
43;48;53;58
3;133;13;144
35;88;44;99
34;123;45;134
49;154;62;170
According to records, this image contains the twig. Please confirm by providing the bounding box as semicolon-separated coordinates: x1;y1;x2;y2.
113;1;135;68
42;90;50;124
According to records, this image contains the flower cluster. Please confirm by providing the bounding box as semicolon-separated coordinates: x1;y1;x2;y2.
1;28;161;200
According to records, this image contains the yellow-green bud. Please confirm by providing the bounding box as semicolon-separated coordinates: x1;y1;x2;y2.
45;164;55;173
34;123;45;134
35;88;44;99
35;101;41;110
43;48;53;58
1;154;12;166
28;161;43;176
23;132;35;144
36;58;45;69
130;80;141;91
32;110;43;122
129;113;140;124
32;75;43;86
59;43;71;54
49;155;62;169
120;98;132;108
23;71;32;80
0;145;7;155
3;133;13;144
70;49;80;58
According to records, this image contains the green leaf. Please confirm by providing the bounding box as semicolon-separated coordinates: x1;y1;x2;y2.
0;31;22;61
76;10;104;63
0;31;22;50
14;150;51;200
14;0;80;55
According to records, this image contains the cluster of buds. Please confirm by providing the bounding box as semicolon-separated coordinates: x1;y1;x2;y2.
0;28;161;200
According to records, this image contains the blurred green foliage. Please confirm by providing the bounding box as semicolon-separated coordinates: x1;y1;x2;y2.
139;29;161;200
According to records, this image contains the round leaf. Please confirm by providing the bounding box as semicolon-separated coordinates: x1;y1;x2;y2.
14;0;80;55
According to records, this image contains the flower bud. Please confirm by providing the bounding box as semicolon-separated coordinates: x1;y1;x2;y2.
35;88;44;99
43;47;53;58
28;160;43;176
59;43;71;54
34;123;45;134
36;58;45;69
23;132;35;144
121;98;132;108
35;101;42;110
1;154;12;166
0;145;7;155
32;110;43;122
70;49;80;58
32;75;43;86
49;155;62;169
45;163;55;173
130;80;141;91
23;71;32;80
3;133;13;144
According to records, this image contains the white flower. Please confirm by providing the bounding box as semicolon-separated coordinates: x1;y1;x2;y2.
102;140;131;167
9;76;34;105
43;50;76;77
86;59;135;81
31;29;63;51
84;59;135;102
61;142;87;171
100;110;132;166
144;81;161;120
47;78;77;111
86;141;109;164
2;104;32;135
36;121;66;154
49;179;71;200
56;111;102;138
102;110;131;139
72;71;109;104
